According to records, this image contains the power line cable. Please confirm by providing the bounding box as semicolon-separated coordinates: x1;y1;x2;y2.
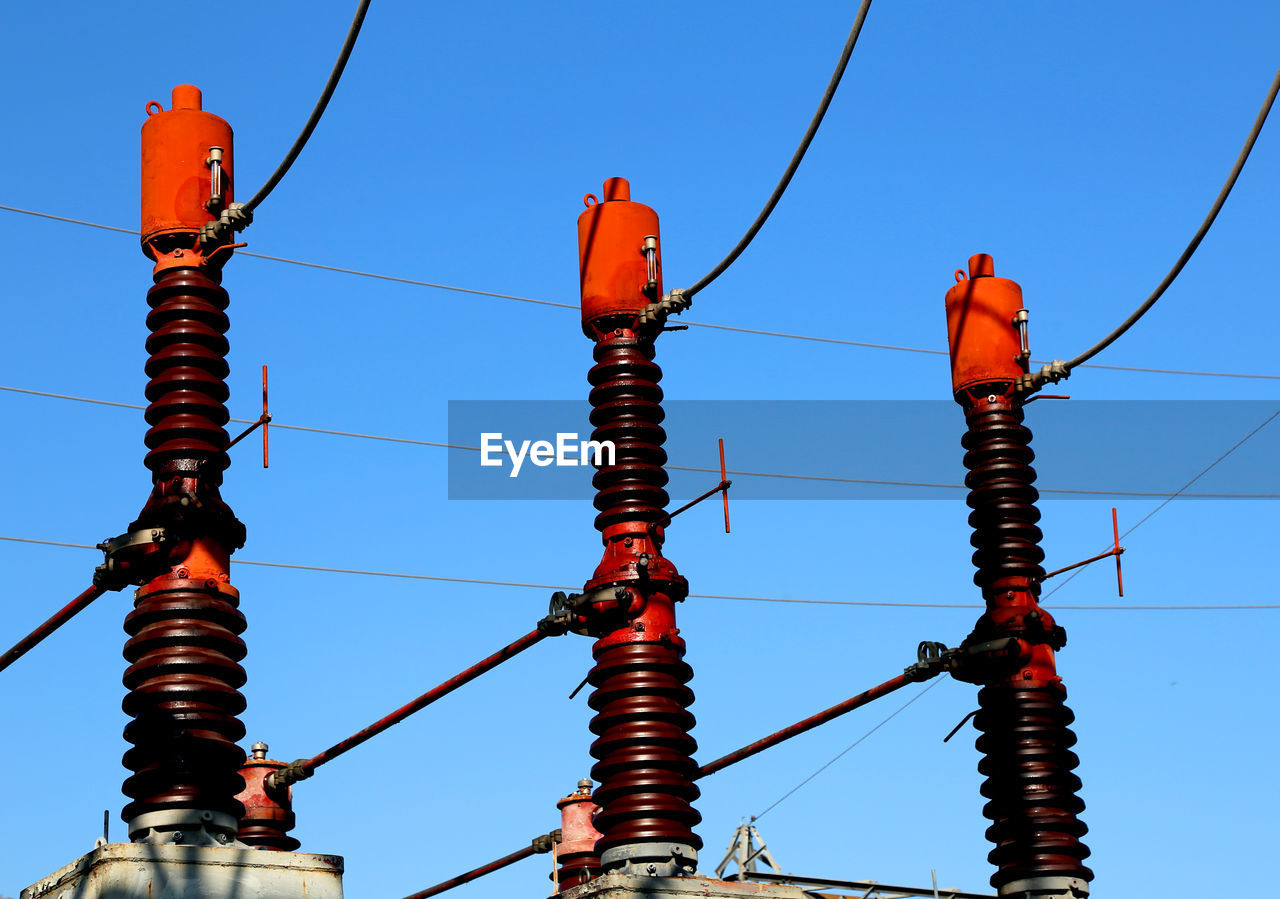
242;0;373;212
1036;63;1280;384
682;0;874;300
3;535;1275;611
751;678;943;822
4;383;1278;498
4;203;1278;382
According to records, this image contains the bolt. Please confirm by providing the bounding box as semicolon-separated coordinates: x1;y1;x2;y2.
1023;670;1033;680
172;832;184;844
206;579;218;589
215;833;230;844
647;864;657;874
177;568;190;578
672;846;682;856
624;537;633;546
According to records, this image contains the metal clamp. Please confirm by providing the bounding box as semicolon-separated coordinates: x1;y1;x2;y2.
1017;359;1070;395
904;640;954;681
266;758;315;792
199;201;253;251
93;527;173;591
531;830;562;854
635;287;692;332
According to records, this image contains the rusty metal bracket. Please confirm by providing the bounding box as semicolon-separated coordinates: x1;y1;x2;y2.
94;527;175;591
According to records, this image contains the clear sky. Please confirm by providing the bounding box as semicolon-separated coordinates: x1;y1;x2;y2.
1;2;1277;897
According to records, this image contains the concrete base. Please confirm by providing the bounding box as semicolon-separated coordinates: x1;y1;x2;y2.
21;843;344;899
559;872;807;899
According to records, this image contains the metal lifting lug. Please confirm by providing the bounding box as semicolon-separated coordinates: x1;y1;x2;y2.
93;527;174;591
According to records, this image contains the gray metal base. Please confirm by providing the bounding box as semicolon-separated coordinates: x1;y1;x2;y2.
600;842;698;877
21;843;344;899
559;872;807;899
999;876;1089;899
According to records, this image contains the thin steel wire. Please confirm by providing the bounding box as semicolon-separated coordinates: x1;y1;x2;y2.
3;536;1274;611
752;679;944;821
3;203;1279;381
4;384;1277;498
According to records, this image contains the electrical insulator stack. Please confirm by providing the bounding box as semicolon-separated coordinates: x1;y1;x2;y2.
21;86;343;899
559;180;805;899
943;255;1093;899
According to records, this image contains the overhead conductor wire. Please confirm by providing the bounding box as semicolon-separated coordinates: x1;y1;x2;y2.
242;0;373;212
3;384;1277;499
2;535;1275;612
1042;63;1280;381
680;0;874;299
2;204;1279;381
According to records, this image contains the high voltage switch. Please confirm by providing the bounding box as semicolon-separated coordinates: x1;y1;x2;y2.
944;255;1093;899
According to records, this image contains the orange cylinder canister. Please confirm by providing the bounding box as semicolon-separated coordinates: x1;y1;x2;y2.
141;84;233;258
943;253;1026;397
577;178;661;335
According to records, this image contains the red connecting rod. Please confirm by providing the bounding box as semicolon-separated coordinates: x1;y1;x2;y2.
269;626;552;789
0;585;105;675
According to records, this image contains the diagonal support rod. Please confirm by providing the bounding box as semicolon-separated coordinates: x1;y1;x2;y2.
401;833;558;899
271;622;562;788
0;584;105;674
696;658;945;780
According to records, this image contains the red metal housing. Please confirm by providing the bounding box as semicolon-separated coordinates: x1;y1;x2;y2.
236;742;300;851
554;779;602;890
577;178;661;335
141;85;233;257
944;253;1025;396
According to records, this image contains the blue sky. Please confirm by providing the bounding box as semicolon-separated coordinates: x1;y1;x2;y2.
1;2;1277;896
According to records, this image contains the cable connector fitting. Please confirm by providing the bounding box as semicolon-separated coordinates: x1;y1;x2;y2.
199;202;253;251
903;640;955;681
1017;359;1070;395
636;287;692;332
537;605;575;637
266;758;314;792
531;830;562;854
